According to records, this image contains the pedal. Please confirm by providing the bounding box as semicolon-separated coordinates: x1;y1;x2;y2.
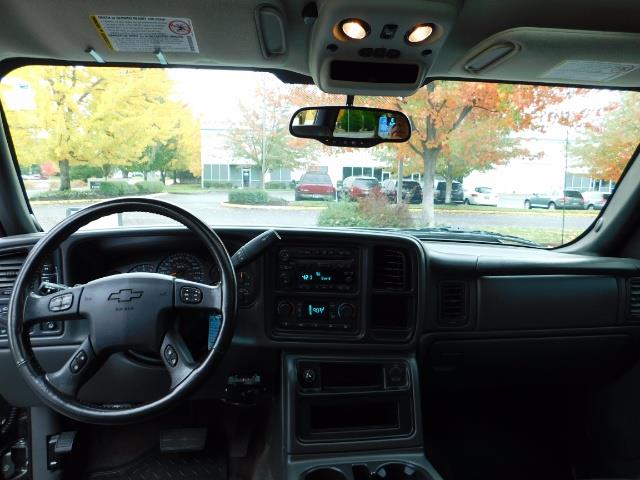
160;428;207;453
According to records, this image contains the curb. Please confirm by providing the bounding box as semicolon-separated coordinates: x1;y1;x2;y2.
221;202;326;211
30;192;167;206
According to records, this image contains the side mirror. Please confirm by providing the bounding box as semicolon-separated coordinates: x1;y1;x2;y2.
289;106;411;148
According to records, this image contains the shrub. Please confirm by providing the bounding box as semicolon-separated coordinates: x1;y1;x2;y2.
99;181;137;196
135;180;165;194
317;202;370;227
69;164;103;181
203;181;233;189
318;192;413;228
30;190;103;201
228;190;270;205
264;181;291;190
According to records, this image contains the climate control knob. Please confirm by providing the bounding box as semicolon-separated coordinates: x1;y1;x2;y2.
277;300;294;318
337;303;356;320
278;249;290;262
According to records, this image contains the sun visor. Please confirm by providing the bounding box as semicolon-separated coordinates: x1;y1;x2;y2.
308;0;460;97
454;27;640;87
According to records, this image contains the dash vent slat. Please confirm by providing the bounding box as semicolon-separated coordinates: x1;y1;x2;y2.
629;278;640;318
0;254;26;297
373;248;407;291
438;281;468;327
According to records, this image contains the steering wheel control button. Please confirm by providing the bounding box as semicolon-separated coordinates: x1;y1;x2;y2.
48;293;73;312
69;350;87;374
180;286;202;304
40;321;61;333
164;345;179;367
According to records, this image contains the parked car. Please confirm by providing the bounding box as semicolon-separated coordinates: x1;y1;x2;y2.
524;189;585;210
20;173;41;180
582;191;611;210
381;179;423;204
294;172;336;201
434;181;464;203
340;176;380;200
463;186;498;206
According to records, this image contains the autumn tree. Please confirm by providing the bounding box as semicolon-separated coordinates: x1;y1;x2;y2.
1;66;201;190
225;79;317;187
571;91;640;182
386;81;574;225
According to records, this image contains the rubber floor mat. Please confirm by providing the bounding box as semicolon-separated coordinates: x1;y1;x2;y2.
86;448;226;480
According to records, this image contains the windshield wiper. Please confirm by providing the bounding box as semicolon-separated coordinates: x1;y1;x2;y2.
356;226;542;248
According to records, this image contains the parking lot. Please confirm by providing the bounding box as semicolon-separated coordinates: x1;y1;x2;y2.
30;191;598;239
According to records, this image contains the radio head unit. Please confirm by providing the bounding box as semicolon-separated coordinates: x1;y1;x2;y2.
276;246;358;292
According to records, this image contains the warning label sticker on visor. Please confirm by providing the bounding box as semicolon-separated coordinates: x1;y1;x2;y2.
91;15;199;53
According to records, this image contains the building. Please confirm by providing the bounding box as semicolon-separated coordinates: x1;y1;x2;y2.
200;125;262;188
200;125;394;188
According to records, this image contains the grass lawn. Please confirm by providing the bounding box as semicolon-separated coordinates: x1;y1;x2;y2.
472;225;585;247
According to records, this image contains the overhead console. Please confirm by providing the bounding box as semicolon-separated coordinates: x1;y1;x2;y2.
308;0;459;96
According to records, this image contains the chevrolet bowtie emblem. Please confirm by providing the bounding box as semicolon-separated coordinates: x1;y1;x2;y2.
108;289;143;302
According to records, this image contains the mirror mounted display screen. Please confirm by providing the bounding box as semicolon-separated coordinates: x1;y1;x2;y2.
289;106;411;147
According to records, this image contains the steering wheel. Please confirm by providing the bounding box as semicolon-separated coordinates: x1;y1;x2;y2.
7;198;236;424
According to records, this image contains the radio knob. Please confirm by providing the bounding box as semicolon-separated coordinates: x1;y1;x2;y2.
277;300;294;318
279;249;291;262
337;303;356;320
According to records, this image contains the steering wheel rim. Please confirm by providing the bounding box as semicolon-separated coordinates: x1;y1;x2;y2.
7;197;237;424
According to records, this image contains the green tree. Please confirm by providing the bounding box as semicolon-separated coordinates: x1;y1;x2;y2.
226;81;314;187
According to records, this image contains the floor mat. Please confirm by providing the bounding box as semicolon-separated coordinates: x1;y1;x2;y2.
86;448;226;480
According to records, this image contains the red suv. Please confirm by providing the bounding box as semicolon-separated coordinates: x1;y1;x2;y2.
294;172;336;201
339;176;380;201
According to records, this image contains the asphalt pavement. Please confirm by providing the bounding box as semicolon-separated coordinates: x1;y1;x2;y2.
29;191;597;233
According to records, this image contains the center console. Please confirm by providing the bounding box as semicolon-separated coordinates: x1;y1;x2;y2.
282;355;441;480
270;245;362;337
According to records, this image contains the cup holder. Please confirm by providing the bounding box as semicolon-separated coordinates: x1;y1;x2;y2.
372;463;429;480
303;467;348;480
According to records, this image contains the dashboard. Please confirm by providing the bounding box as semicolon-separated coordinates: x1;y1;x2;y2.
0;226;640;408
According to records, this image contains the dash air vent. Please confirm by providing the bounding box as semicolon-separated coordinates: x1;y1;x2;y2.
629;278;640;318
373;248;407;291
0;254;25;297
438;281;468;327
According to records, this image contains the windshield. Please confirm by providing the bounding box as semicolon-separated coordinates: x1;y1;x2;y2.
1;66;639;247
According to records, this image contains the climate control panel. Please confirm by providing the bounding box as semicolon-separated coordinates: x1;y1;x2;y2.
275;298;358;332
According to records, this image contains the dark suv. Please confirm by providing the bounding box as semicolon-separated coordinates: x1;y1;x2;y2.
434;181;464;203
381;179;423;204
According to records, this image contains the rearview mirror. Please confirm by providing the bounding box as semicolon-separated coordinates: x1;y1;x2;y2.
289;106;411;148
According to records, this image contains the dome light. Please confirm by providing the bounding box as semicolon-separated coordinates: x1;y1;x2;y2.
406;24;434;44
339;19;370;40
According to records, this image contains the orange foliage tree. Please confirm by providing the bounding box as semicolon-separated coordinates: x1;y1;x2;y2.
571;91;640;182
386;81;578;225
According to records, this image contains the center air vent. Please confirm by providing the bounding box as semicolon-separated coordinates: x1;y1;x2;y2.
629;278;640;319
373;248;408;291
0;254;24;297
438;281;468;327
